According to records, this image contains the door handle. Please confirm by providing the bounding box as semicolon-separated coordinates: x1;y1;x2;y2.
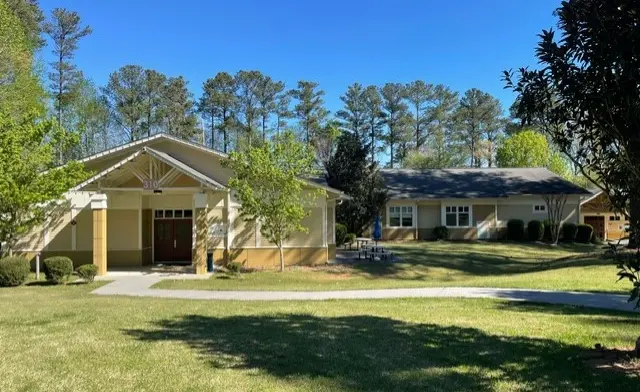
174;239;176;248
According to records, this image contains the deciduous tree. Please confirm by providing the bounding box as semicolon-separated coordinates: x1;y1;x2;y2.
0;111;87;256
224;131;321;271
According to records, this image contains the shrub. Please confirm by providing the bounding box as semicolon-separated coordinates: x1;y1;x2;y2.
43;256;73;284
576;224;594;243
227;261;243;274
335;223;348;246
591;234;604;245
432;226;450;241
507;219;525;241
346;233;357;245
75;264;98;282
0;256;30;287
561;223;578;243
527;220;544;242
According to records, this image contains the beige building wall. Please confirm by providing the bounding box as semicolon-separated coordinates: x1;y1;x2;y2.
417;204;440;239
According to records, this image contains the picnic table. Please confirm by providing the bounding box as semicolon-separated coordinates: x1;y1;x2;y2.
357;241;393;262
355;237;371;250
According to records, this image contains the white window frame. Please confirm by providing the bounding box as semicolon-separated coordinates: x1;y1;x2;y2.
387;205;415;228
533;204;547;214
442;204;473;228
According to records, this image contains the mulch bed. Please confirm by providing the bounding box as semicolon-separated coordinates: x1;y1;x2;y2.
580;344;640;376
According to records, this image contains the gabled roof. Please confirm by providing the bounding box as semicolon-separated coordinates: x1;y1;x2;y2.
380;168;591;199
72;147;226;191
76;133;227;165
72;133;347;198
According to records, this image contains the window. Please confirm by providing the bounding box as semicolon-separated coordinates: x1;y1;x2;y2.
388;206;413;227
154;209;193;219
609;216;622;221
445;205;471;227
533;204;547;214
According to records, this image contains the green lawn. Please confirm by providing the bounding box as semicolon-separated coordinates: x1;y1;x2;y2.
154;242;627;293
0;281;638;391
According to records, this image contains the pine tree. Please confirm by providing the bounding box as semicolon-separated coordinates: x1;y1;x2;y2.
336;83;367;139
381;83;410;168
197;72;237;151
290;80;328;144
403;80;434;150
362;85;386;164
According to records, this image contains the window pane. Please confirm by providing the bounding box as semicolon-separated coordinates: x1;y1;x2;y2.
406;206;413;213
460;206;469;212
164;210;173;218
389;216;401;227
446;213;457;227
401;206;407;213
184;210;193;218
459;213;470;227
402;215;413;227
174;210;183;218
154;210;163;219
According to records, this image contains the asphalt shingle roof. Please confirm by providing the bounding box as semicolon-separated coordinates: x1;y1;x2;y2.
379;168;591;199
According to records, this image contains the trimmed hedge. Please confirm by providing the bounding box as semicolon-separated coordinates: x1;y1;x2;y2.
0;256;30;287
43;256;73;284
507;219;525;241
527;220;544;242
432;226;450;241
576;224;594;243
335;223;348;246
76;264;98;282
561;223;577;243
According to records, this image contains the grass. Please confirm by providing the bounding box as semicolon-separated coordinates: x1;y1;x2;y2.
154;241;627;293
0;281;638;391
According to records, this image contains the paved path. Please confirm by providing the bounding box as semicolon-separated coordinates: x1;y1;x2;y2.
91;274;638;312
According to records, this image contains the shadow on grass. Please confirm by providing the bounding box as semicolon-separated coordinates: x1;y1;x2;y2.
124;313;636;392
496;301;640;323
344;242;611;279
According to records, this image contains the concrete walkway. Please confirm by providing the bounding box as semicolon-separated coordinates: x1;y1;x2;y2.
91;273;638;312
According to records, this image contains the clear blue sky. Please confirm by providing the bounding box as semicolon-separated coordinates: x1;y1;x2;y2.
39;0;561;114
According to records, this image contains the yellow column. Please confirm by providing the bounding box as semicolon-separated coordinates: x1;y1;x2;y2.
91;194;108;276
193;193;208;275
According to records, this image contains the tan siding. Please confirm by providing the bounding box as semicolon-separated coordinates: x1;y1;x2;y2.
107;210;139;250
108;192;141;209
170;173;200;187
473;204;495;224
207;207;226;249
327;207;335;244
449;227;477;240
383;228;415;241
46;210;72;251
417;204;440;229
76;208;93;251
285;208;323;247
13;224;45;251
498;203;579;225
150;140;232;186
231;211;256;248
144;194;192;210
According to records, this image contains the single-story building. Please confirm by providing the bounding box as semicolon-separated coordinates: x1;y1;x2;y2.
377;168;591;241
13;134;345;275
580;190;629;241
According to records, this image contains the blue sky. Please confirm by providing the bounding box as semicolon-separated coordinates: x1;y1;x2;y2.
39;0;561;114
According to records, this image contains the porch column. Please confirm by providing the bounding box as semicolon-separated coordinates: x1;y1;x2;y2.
193;193;208;275
91;194;108;276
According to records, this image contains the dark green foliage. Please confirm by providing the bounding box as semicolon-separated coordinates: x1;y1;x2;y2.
43;256;73;283
507;219;525;241
542;220;557;242
75;264;97;282
0;256;30;287
608;245;640;309
325;132;388;235
335;223;348;246
346;233;357;245
227;261;243;274
575;224;594;244
561;223;577;243
527;220;544;242
432;226;450;241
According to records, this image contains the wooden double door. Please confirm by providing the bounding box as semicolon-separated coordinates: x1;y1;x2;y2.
154;219;193;263
584;216;605;240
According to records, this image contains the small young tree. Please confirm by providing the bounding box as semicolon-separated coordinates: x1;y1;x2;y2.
542;194;568;245
0;112;87;256
223;131;322;271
